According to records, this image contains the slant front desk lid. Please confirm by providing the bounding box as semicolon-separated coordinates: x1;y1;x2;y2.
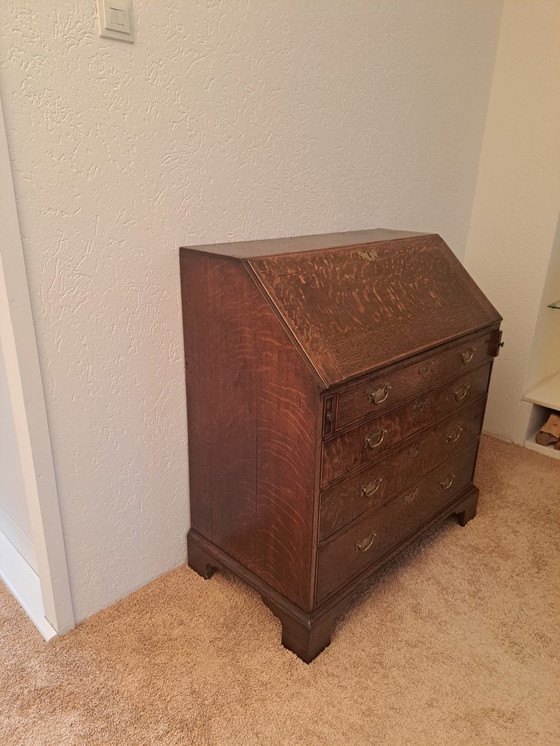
184;230;502;389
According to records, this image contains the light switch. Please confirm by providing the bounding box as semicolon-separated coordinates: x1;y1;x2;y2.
97;0;134;42
109;8;126;28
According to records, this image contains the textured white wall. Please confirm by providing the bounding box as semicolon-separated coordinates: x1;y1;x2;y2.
0;0;502;622
464;1;560;443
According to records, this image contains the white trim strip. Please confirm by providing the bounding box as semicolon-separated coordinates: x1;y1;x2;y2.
0;94;74;633
0;529;57;641
0;505;38;573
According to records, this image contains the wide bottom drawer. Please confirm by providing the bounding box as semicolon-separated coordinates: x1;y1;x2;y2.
315;443;478;603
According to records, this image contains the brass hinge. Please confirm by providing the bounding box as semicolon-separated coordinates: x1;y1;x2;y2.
488;328;504;357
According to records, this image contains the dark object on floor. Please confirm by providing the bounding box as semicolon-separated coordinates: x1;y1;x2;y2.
180;229;502;662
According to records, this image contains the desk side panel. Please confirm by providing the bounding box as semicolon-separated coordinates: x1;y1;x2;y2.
255;293;320;612
181;253;257;571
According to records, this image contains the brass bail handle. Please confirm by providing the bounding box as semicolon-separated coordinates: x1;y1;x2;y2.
453;384;471;402
408;438;424;458
440;473;455;490
361;476;383;498
419;360;434;379
413;397;429;415
403;487;419;505
367;383;391;406
364;427;387;449
447;426;463;444
460;347;476;365
355;531;376;552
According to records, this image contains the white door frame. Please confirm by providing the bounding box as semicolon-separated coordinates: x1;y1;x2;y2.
0;94;74;636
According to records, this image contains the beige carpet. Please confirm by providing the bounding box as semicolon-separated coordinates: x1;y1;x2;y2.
0;436;558;745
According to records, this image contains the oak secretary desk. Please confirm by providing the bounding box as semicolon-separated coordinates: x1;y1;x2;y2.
180;229;502;662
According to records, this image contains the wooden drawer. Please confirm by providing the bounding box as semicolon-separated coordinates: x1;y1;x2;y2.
321;363;490;486
316;443;478;603
329;330;494;435
319;398;485;542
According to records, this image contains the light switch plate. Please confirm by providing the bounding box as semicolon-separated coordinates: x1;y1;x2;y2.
97;0;134;43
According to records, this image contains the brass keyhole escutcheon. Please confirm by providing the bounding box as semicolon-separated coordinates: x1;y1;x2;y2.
355;532;376;552
367;383;391;406
357;249;378;262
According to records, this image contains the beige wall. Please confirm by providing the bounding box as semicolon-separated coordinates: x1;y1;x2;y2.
525;217;560;393
464;1;560;443
0;0;502;621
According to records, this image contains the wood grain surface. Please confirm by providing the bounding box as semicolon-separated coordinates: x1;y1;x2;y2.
321;363;491;485
254;293;319;611
249;235;501;388
180;230;501;661
316;443;480;602
181;249;319;610
333;329;494;433
319;398;486;541
181;253;258;570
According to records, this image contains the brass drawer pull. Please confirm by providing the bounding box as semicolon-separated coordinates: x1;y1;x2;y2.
408;438;424;458
361;477;383;498
412;397;429;415
355;531;376;552
453;384;471;402
418;360;434;379
440;473;455;490
403;487;419;505
364;427;387;449
446;426;463;444
460;347;476;365
367;383;391;405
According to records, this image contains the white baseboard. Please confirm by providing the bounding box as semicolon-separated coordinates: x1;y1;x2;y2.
0;529;57;640
0;505;38;573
